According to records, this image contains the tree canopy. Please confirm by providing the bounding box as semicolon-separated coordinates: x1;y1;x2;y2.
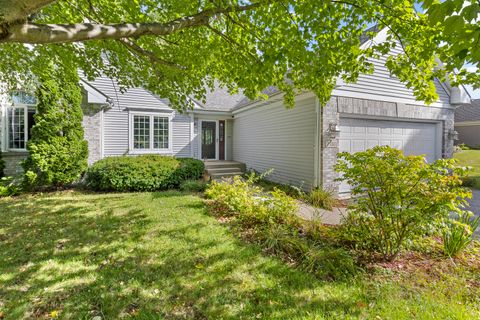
0;0;478;109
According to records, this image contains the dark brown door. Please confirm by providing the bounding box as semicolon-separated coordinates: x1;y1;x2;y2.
201;121;216;159
219;120;225;160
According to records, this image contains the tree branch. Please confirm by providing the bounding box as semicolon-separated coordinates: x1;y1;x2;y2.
118;38;186;70
0;2;272;44
0;0;57;24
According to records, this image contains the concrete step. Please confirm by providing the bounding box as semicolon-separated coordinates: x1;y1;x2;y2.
204;161;246;171
210;173;244;180
206;167;244;175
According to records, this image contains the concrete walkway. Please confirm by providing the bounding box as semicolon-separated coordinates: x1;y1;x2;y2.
296;202;345;225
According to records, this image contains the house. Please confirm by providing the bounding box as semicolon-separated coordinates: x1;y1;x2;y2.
0;28;471;195
455;99;480;148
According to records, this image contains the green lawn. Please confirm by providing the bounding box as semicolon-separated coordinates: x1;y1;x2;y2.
455;150;480;178
0;191;479;319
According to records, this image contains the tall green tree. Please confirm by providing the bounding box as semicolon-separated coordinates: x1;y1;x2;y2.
22;69;88;188
0;0;477;109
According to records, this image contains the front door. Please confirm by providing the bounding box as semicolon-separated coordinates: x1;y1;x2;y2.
201;121;216;159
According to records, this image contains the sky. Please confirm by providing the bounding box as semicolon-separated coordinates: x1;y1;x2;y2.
464;64;480;99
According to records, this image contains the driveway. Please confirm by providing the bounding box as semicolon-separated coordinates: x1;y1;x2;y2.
467;189;480;237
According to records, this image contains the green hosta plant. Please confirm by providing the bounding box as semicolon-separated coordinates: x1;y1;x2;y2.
336;146;471;261
443;211;480;258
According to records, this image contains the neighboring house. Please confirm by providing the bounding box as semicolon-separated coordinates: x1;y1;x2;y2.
455;99;480;148
0;28;471;195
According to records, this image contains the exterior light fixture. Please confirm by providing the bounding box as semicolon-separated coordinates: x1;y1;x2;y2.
448;129;459;141
327;122;341;139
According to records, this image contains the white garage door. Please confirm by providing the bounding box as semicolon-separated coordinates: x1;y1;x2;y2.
338;118;440;193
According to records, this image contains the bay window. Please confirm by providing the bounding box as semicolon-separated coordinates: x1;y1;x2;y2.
130;113;171;152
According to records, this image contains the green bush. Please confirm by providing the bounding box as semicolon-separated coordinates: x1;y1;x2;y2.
205;175;299;228
0;151;5;178
179;180;207;192
23;70;88;188
443;211;480;257
86;155;204;192
336;146;471;261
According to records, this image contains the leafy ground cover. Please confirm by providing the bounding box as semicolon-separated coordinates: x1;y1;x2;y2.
455;150;480;189
0;191;479;319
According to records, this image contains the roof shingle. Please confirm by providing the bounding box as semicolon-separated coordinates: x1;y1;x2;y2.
455;99;480;122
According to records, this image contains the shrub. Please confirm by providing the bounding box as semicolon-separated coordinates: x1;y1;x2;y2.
205;175;299;228
86;155;204;192
336;146;471;261
305;188;339;210
443;211;480;257
23;70;88;188
0;151;5;178
179;180;207;192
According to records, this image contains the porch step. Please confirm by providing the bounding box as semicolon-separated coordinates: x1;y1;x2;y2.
204;161;246;180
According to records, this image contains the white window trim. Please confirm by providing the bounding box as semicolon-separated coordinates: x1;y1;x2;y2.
6;104;35;152
128;111;173;154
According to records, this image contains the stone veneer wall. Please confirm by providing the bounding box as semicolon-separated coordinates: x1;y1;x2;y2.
2;152;28;176
82;104;103;165
321;96;455;195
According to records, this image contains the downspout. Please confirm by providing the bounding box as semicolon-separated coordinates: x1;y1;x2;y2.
314;97;323;188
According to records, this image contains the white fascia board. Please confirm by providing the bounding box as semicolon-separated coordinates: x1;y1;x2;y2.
79;79;109;105
455;121;480;127
189;109;233;116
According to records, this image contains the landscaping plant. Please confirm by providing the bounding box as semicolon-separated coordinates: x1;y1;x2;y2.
443;211;480;258
179;180;208;192
336;146;471;261
0;176;21;197
205;175;359;280
22;69;88;188
86;155;204;192
306;188;339;211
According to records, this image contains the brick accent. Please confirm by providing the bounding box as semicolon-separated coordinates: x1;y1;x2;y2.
320;96;455;195
82;104;103;165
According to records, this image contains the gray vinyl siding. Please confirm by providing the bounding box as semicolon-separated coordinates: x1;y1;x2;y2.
172;113;192;157
83;76;193;157
336;46;450;105
104;107;129;156
455;125;480;147
233;93;316;188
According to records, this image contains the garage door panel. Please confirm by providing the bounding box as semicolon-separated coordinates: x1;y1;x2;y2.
338;118;440;193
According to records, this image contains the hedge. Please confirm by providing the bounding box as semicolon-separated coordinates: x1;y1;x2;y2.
85;155;204;192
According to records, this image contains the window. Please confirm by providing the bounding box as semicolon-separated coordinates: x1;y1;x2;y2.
131;113;171;151
7;92;36;150
153;116;169;149
133;115;150;149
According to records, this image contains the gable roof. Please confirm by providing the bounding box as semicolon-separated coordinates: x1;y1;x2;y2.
81;75;170;110
455;99;480;122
